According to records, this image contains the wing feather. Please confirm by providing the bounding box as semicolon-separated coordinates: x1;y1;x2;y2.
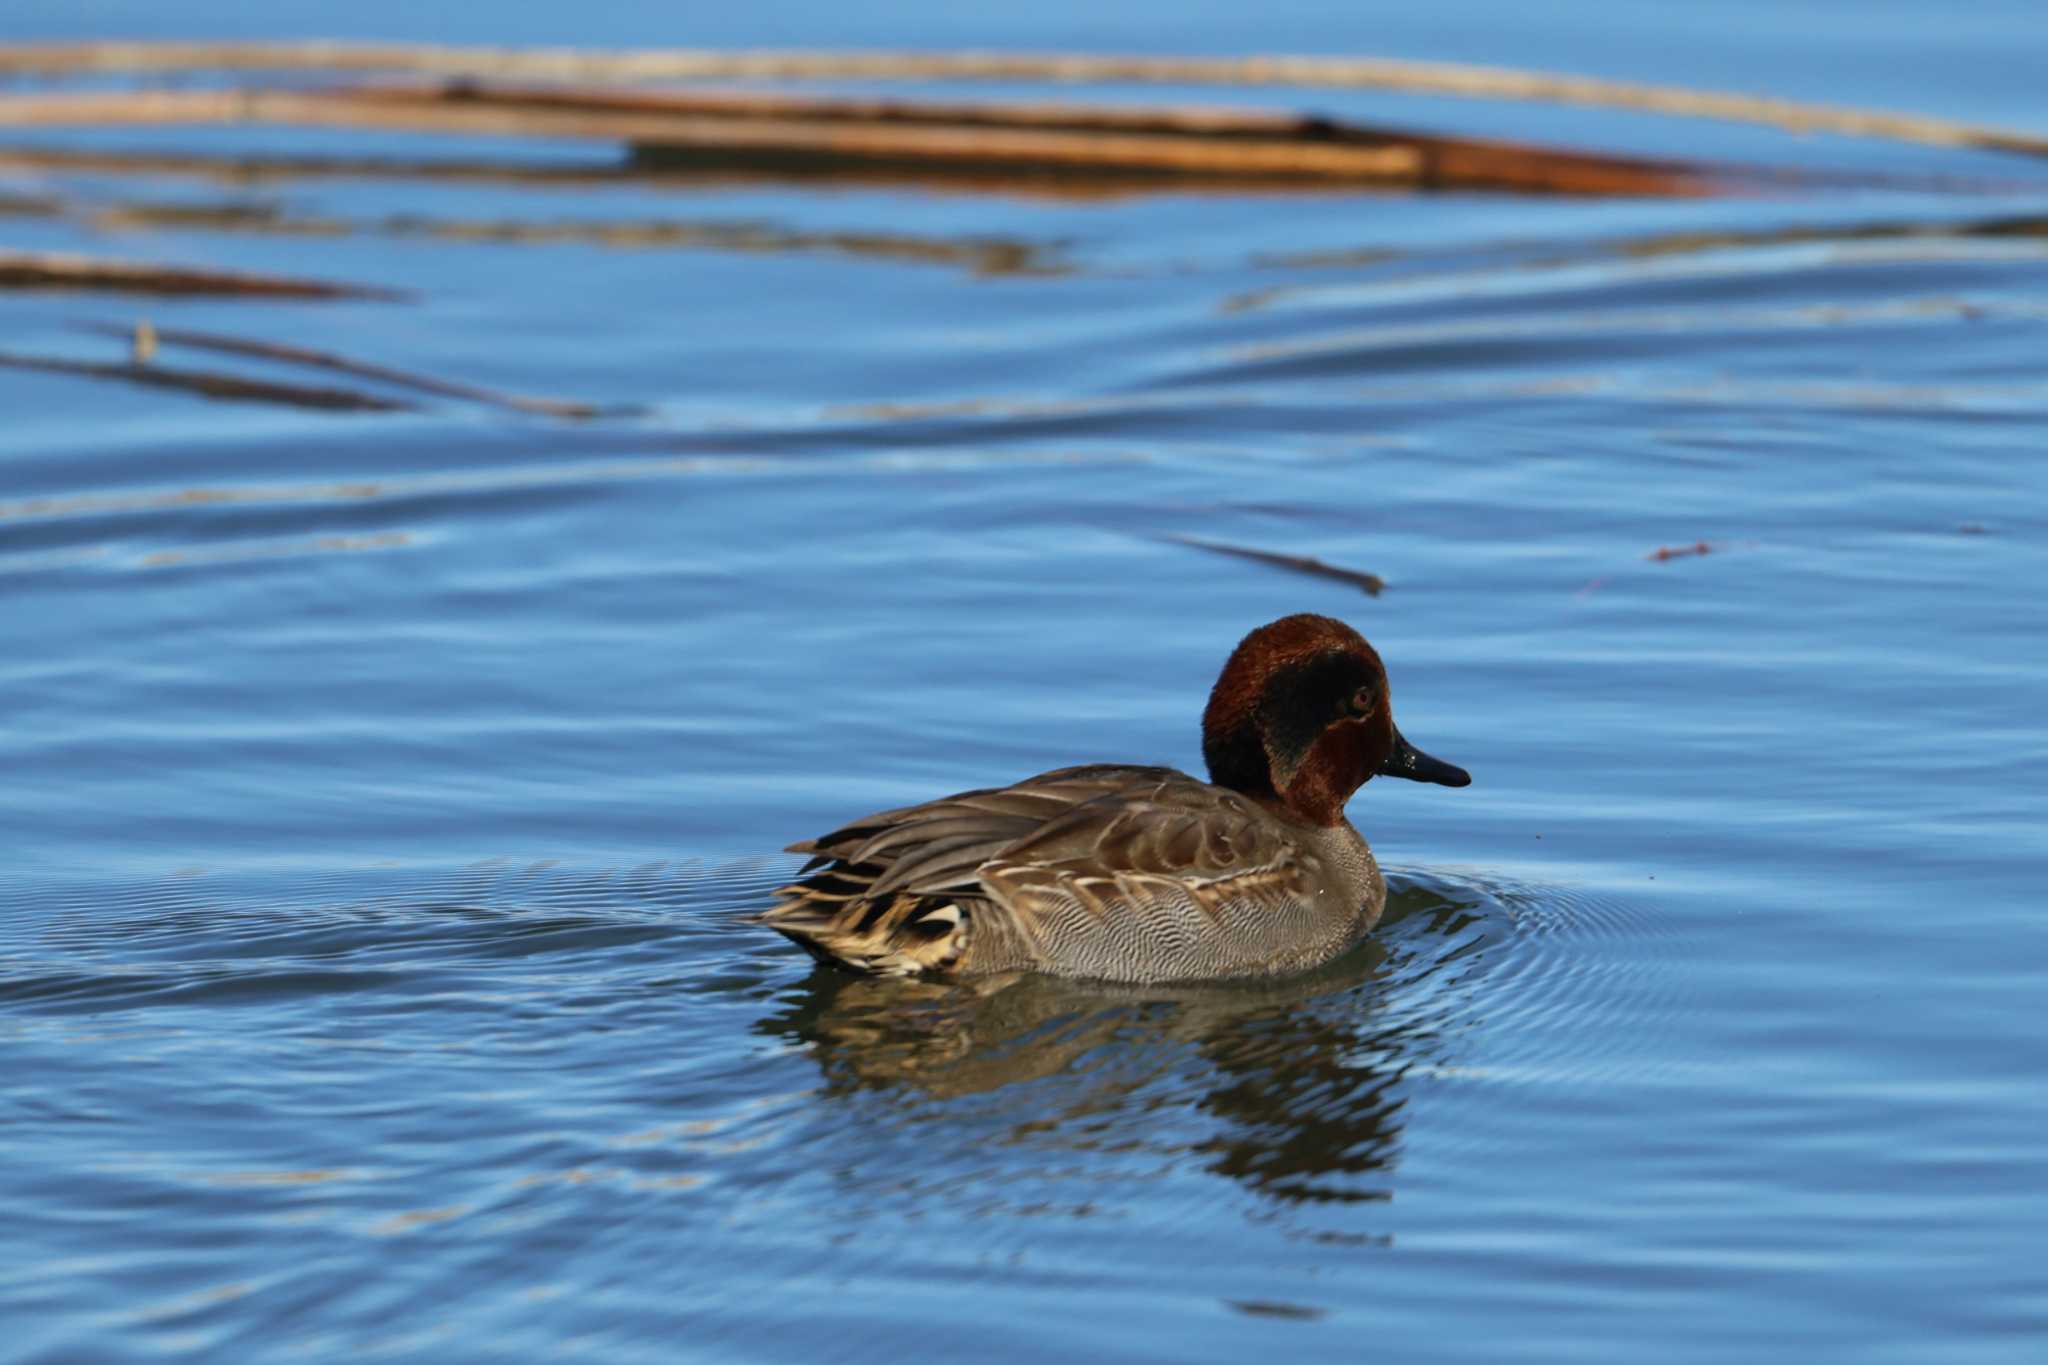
763;764;1327;980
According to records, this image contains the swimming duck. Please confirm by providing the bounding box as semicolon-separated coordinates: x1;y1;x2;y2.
763;613;1468;983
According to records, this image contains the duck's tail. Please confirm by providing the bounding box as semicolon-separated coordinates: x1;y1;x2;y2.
760;860;971;977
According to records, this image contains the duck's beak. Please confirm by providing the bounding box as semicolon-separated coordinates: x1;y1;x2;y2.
1378;727;1471;787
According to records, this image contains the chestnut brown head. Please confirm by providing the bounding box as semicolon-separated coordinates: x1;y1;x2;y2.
1201;614;1469;824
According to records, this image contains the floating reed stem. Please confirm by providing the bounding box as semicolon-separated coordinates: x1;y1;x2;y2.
0;84;1714;194
0;41;2040;158
1162;534;1387;596
0;248;401;298
72;321;606;418
0;348;413;410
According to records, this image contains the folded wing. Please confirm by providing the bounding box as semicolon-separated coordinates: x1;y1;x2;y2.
764;765;1327;980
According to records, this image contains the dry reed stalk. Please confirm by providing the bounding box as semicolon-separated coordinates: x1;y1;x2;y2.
0;86;1712;194
0;41;2040;157
0;248;401;298
0;141;2025;200
72;321;605;418
1162;535;1387;596
0;348;413;410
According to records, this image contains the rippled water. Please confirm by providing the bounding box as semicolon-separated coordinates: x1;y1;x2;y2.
5;4;2048;1361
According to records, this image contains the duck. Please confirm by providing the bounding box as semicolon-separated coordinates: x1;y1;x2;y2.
762;613;1469;983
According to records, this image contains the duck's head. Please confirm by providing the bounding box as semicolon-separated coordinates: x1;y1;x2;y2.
1201;613;1469;825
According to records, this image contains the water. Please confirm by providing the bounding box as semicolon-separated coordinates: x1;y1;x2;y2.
4;5;2047;1360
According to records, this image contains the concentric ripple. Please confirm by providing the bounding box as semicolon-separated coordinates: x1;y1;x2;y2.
733;865;1680;1223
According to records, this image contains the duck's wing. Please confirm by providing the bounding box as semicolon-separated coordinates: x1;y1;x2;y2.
764;765;1321;980
765;765;1187;974
970;775;1326;980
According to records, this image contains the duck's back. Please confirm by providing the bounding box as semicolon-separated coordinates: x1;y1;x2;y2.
765;764;1384;982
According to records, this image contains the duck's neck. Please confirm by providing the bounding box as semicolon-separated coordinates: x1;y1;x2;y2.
1202;716;1276;802
1207;716;1372;828
1275;722;1374;827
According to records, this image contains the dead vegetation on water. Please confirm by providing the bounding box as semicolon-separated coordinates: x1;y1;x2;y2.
0;347;415;411
70;321;611;418
1162;534;1388;596
2;38;2042;422
0;249;399;299
1648;540;1719;562
0;82;1717;195
6;40;2046;158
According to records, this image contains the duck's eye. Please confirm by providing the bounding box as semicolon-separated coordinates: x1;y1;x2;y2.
1347;684;1379;717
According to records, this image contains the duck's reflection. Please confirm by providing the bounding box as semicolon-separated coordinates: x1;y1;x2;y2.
757;881;1473;1207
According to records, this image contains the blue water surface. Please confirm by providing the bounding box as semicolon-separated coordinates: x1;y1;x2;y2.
3;3;2046;1361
